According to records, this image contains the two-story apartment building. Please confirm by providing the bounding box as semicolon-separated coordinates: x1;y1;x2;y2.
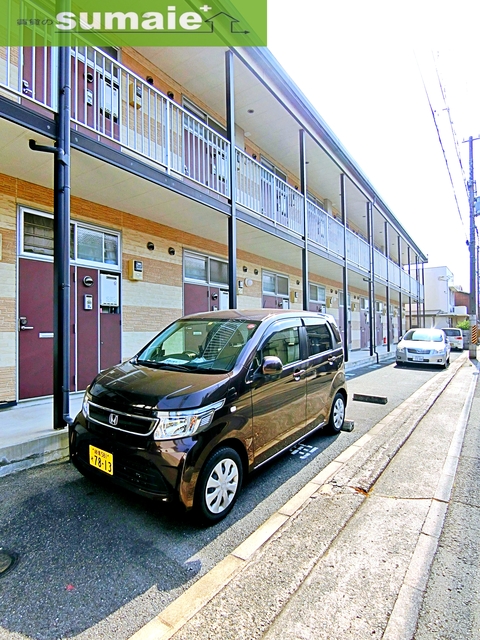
0;44;426;407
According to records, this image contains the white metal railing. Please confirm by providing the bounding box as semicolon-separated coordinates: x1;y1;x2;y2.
0;45;57;110
307;200;344;256
401;270;410;293
346;229;369;270
236;148;303;234
374;249;387;281
307;200;328;249
388;260;401;287
70;47;230;197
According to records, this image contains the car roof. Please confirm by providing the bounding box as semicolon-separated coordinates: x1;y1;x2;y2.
406;328;445;336
180;309;336;324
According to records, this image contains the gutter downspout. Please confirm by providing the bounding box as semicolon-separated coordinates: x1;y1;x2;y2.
367;201;379;363
29;46;73;429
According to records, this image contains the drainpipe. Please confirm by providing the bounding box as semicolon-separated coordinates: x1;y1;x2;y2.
340;173;349;362
385;221;391;352
225;50;237;309
29;46;72;429
300;129;309;312
367;201;379;362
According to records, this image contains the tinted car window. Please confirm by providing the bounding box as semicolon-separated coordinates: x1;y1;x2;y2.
306;324;332;356
260;327;300;365
137;319;260;372
444;329;461;337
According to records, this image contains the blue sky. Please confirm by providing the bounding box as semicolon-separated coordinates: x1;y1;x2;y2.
268;0;479;290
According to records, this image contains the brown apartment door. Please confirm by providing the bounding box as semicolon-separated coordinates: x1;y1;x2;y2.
19;259;122;400
18;259;55;399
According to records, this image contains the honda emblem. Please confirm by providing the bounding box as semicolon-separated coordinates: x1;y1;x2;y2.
108;413;119;426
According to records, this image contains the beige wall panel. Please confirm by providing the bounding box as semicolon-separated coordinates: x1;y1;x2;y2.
122;306;180;333
0;263;16;299
122;281;182;309
237;295;262;310
122;331;159;360
0;366;15;402
0;297;16;331
0;195;16;231
0;331;15;367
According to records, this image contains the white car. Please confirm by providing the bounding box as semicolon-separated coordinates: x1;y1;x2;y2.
443;328;464;351
396;328;450;368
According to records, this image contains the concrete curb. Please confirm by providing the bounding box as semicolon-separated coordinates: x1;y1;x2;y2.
128;354;469;640
0;431;69;478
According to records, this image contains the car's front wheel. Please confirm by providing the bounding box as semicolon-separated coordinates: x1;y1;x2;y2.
326;392;345;434
194;447;243;524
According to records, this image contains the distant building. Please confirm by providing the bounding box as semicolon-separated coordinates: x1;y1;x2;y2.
411;266;468;328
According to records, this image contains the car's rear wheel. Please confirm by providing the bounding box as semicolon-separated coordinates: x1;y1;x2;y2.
195;447;243;524
326;392;345;434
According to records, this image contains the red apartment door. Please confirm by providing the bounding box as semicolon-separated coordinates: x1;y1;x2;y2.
19;260;122;399
18;259;55;399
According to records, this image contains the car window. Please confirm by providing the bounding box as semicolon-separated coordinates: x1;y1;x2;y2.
403;329;444;343
258;327;300;366
444;329;460;336
306;324;333;356
137;319;260;372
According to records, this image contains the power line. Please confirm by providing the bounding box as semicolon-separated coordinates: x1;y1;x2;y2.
415;53;469;243
432;52;469;201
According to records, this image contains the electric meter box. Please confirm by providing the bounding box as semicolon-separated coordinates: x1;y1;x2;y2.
128;259;144;281
100;273;120;307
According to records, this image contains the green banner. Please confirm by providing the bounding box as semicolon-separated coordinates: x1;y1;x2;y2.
0;0;267;46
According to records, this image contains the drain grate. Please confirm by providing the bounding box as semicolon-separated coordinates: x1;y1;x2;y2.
0;550;18;577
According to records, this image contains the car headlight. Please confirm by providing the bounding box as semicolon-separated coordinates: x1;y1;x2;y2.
396;346;405;354
82;389;92;418
153;399;225;440
434;347;445;354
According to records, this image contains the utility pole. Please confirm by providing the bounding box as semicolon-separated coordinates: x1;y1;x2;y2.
467;136;478;359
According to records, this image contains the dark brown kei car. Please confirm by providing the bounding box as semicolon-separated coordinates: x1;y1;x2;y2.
70;309;347;523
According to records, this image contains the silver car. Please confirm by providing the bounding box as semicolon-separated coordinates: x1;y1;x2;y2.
443;327;464;351
396;328;451;368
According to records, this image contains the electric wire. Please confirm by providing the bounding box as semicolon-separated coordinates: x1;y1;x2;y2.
415;54;469;244
432;53;469;201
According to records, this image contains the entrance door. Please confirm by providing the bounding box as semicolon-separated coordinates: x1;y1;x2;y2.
19;259;122;399
18;259;54;399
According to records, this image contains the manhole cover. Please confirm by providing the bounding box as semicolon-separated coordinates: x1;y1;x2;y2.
0;550;17;577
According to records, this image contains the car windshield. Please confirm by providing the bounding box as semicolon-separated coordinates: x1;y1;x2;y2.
403;329;444;343
136;318;260;373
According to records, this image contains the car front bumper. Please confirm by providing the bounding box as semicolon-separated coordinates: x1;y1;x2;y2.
396;351;448;365
69;414;191;505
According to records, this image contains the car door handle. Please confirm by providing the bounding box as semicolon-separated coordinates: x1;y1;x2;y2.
327;356;336;365
20;325;34;330
293;369;305;381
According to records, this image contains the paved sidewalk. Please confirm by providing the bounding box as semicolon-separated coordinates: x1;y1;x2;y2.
0;346;394;478
128;353;476;640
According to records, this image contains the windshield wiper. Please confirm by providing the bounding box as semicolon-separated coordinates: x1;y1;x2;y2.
136;359;192;372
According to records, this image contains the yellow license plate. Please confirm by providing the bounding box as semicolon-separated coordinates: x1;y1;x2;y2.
89;445;113;476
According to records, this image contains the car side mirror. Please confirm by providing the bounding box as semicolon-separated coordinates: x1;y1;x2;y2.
262;355;283;375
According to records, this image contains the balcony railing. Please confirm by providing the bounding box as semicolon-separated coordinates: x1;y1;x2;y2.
0;44;425;302
346;229;369;271
307;200;344;256
236;149;303;235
